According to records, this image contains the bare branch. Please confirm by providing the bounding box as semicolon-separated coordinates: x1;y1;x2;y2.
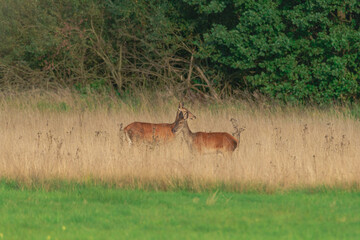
194;65;220;101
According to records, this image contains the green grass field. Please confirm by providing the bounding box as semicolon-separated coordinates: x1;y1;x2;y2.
0;182;359;240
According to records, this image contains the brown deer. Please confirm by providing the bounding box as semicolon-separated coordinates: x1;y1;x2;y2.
124;103;196;145
172;107;238;155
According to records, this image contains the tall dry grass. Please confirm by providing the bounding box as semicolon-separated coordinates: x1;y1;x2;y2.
1;91;359;191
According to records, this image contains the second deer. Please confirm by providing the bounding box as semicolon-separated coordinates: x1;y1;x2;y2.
172;106;239;155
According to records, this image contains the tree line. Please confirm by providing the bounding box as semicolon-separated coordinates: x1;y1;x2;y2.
1;0;360;105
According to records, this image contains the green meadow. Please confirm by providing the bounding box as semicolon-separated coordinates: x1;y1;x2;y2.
0;182;359;240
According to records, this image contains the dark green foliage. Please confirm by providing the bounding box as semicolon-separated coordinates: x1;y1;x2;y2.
1;0;360;105
191;0;360;104
0;0;104;89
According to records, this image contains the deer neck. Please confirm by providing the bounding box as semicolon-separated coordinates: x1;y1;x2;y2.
182;121;194;139
172;111;181;126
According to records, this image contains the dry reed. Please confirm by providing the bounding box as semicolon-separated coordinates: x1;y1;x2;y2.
1;91;359;191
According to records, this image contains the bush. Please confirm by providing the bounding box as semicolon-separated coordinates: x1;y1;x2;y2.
1;0;360;105
191;0;360;104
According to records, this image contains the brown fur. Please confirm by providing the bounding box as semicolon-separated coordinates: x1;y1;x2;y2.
124;122;177;144
124;103;196;144
172;109;238;155
193;132;238;153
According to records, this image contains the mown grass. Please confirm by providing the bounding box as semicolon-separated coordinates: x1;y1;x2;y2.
0;181;359;240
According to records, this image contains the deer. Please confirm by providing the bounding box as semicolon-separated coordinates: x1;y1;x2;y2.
172;106;239;156
124;102;196;145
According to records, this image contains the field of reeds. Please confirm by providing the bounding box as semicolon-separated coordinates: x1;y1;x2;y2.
1;91;360;191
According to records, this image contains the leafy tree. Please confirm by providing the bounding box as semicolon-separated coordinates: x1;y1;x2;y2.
188;0;360;104
1;0;360;105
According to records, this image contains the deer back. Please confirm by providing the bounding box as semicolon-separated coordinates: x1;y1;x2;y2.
193;132;238;153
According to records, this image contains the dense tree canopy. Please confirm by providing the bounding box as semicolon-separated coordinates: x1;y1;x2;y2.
1;0;360;104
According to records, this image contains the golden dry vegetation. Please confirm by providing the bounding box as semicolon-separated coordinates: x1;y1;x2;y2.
1;91;359;191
